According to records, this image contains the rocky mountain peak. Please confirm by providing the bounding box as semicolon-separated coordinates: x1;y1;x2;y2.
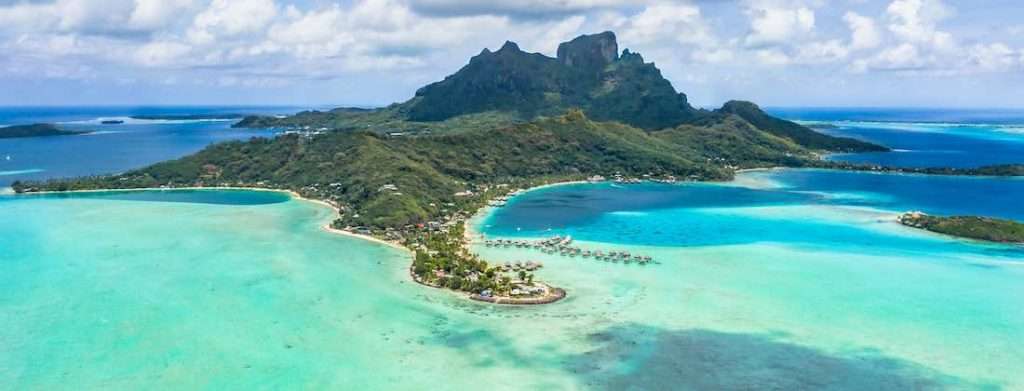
497;40;521;53
556;31;618;69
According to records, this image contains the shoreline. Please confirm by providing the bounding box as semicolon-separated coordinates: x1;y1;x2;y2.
735;167;783;174
10;184;569;305
8;185;413;253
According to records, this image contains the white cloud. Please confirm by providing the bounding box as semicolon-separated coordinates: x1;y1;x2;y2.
794;39;849;64
129;0;197;31
965;43;1019;72
524;15;587;54
755;48;790;65
408;0;638;18
0;0;194;37
844;11;880;50
886;0;954;51
692;48;734;64
135;41;192;67
744;2;815;47
851;43;924;72
619;3;714;47
0;0;1021;99
188;0;278;45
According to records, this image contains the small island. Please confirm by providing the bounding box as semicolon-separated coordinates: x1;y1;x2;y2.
899;212;1024;243
806;123;840;130
0;123;90;139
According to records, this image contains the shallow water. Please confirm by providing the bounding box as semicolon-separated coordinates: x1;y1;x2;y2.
1;190;578;389
3;169;1022;389
478;169;1024;389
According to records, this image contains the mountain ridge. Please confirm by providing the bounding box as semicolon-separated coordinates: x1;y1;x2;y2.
235;31;885;153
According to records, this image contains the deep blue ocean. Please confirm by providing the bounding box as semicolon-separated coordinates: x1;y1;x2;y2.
768;107;1024;168
0;106;307;187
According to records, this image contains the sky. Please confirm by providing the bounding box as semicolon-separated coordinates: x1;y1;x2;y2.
1;0;1023;108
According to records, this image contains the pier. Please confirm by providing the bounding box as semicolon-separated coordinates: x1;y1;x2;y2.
482;235;655;265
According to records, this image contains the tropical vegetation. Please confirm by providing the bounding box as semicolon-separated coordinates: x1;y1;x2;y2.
899;212;1024;243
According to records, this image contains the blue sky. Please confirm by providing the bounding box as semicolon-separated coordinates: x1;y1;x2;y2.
1;0;1022;108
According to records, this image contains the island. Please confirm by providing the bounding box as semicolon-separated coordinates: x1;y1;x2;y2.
11;32;908;304
805;123;840;130
899;212;1024;243
0;123;90;139
101;120;124;125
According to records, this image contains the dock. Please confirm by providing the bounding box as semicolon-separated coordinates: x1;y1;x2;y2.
482;235;655;265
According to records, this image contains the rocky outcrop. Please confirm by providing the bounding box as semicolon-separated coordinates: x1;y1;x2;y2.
406;32;698;130
557;31;618;69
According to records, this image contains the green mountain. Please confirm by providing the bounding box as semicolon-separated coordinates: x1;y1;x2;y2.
715;101;888;152
405;31;699;129
234;32;884;153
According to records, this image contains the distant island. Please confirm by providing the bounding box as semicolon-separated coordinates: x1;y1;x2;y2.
899;212;1024;243
131;114;245;120
17;32;1008;304
101;120;124;125
805;123;840;130
0;123;90;139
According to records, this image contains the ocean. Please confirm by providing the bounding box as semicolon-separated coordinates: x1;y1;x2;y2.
768;107;1024;168
0;106;303;187
1;107;1022;389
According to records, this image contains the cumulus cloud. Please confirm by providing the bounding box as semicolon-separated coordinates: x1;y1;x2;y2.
407;0;638;19
755;48;791;65
0;0;1021;98
135;40;192;67
743;1;815;48
794;39;849;64
852;0;1022;75
0;0;195;38
187;0;278;44
965;43;1019;72
851;43;925;72
886;0;954;50
844;11;881;50
618;2;714;46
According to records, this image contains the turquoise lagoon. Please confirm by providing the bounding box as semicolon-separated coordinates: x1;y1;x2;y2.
2;170;1023;390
